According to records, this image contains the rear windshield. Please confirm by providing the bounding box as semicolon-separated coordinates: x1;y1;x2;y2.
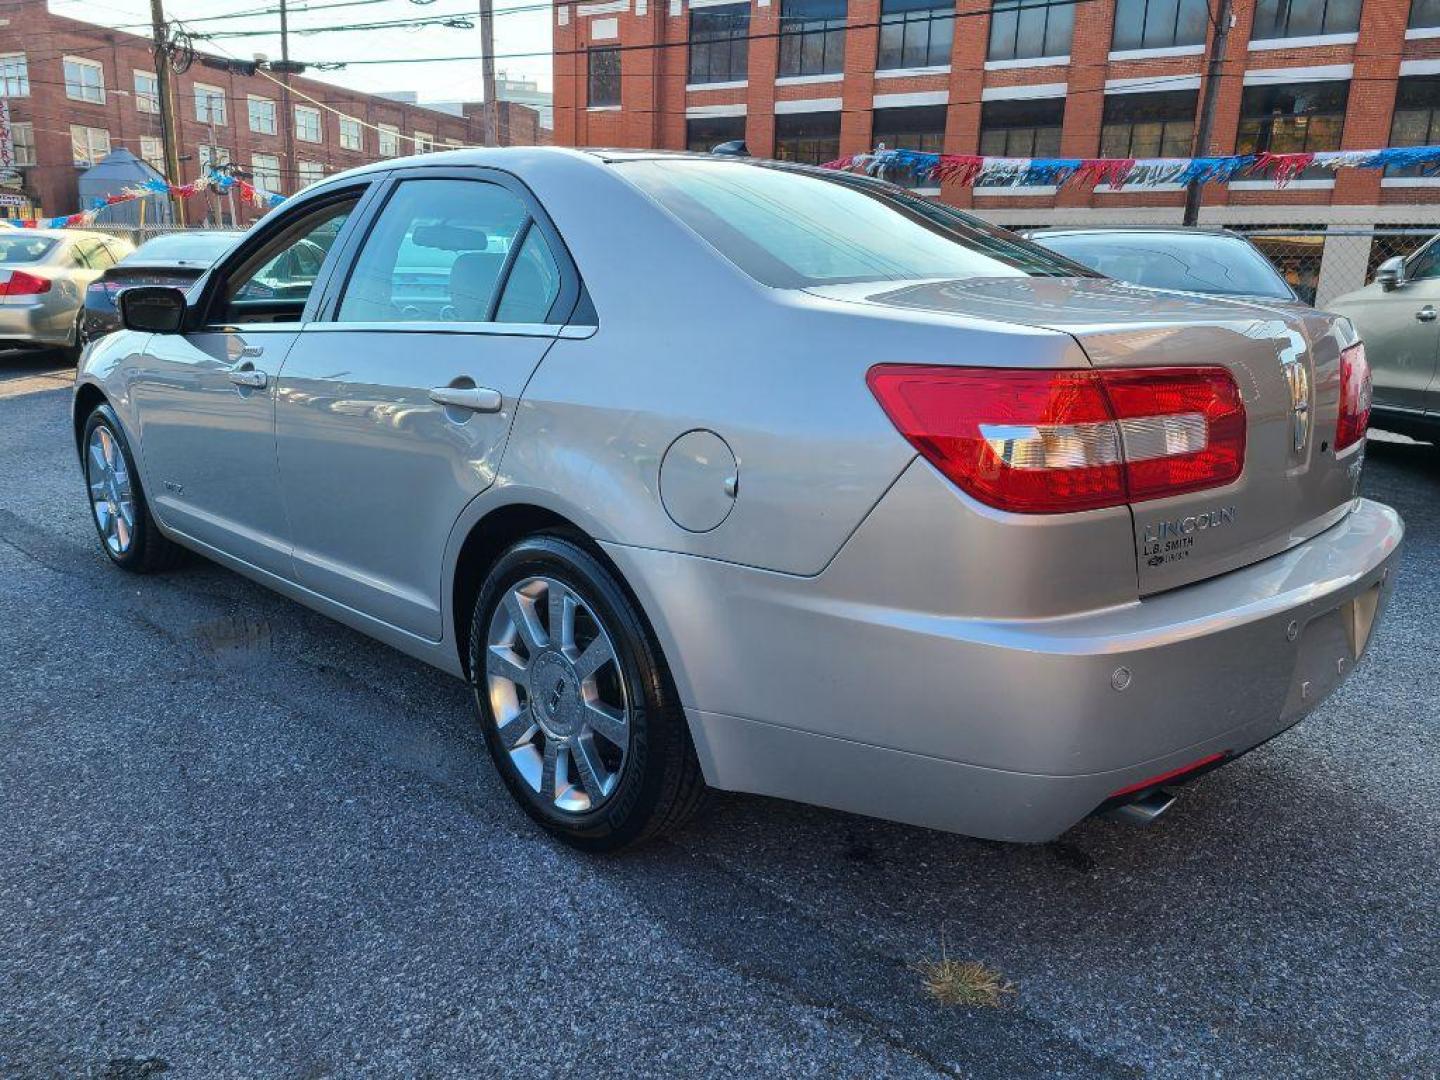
1034;232;1296;300
0;236;57;264
129;232;240;264
619;159;1086;288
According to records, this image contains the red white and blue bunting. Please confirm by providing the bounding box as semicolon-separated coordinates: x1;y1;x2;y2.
822;145;1440;189
0;170;285;230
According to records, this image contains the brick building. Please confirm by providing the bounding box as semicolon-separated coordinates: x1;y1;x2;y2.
553;0;1440;302
0;0;542;225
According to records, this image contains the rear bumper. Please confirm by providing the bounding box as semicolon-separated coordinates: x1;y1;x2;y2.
604;492;1403;842
0;298;74;345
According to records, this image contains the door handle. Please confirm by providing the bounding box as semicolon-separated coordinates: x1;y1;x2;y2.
228;366;268;389
428;385;502;412
1417;306;1437;322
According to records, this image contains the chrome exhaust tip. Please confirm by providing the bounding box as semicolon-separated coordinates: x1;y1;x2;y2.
1102;788;1176;826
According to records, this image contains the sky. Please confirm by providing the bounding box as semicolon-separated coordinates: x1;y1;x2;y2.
48;0;554;103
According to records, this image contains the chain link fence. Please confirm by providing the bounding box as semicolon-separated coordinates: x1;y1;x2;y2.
1233;226;1438;308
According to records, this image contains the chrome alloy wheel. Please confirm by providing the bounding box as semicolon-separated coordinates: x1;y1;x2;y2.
485;576;630;814
86;424;136;556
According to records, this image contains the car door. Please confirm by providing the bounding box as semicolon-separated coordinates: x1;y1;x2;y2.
1332;238;1440;413
128;185;375;575
274;168;578;640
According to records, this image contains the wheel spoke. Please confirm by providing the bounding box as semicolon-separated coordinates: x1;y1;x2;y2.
89;478;109;502
540;739;561;803
485;644;528;684
88;440;108;477
113;514;131;551
504;590;546;654
495;705;537;750
573;635;615;680
547;581;575;652
99;427;117;467
572;736;610;800
584;701;628;748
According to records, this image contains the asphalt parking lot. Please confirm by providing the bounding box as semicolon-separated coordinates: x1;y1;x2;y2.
1;351;1436;1079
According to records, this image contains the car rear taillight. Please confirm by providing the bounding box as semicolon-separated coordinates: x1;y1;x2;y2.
0;270;51;296
1335;342;1371;453
866;365;1246;514
87;280;125;299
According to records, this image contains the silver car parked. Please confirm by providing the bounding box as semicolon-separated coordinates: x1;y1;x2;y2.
74;148;1402;850
0;229;133;358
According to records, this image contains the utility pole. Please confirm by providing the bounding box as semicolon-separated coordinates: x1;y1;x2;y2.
279;0;296;192
1184;0;1234;226
479;0;497;145
149;0;184;224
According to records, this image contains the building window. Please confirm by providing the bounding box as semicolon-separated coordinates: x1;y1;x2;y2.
64;57;106;104
0;53;30;97
778;0;847;78
70;125;111;166
1250;0;1361;41
139;134;164;171
689;4;750;85
1235;80;1348;180
988;0;1074;62
414;131;434;153
686;113;746;152
1100;89;1197;158
1111;0;1210;51
198;144;230;173
194;83;226;125
11;122;35;166
1387;75;1440;177
378;124;400;157
339;116;363;150
1412;0;1440;29
774;111;841;165
978;97;1063;185
247;96;276;135
878;0;954;71
871;104;946;186
295;105;322;143
251;153;281;192
134;70;159;112
588;46;621;106
297;161;325;187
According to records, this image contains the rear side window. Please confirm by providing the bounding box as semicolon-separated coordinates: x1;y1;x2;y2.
338;178;539;323
495;227;561;323
620;158;1081;288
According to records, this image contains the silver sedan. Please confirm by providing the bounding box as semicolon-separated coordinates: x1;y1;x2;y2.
73;148;1402;850
0;229;133;358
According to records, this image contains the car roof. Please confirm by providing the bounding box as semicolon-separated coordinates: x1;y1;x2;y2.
1026;226;1251;240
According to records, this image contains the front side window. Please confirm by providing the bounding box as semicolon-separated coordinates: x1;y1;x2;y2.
1235;80;1349;181
622;160;1080;288
295;106;322;143
988;0;1074;62
337;179;533;323
689;5;750;84
134;71;159;112
195;83;226;125
0;53;27;97
248;96;277;134
871;105;946;187
223;197;355;322
378;124;401;157
12;122;35;166
778;0;847;78
70;125;111;166
1251;0;1361;40
1100;89;1197;159
588;47;621;106
1388;75;1440;177
1111;0;1210;51
64;57;105;104
773;111;841;166
251;154;282;192
977;97;1063;184
686;114;746;152
339;117;363;150
878;0;954;70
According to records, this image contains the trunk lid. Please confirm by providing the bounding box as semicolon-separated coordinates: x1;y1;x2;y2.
810;276;1363;594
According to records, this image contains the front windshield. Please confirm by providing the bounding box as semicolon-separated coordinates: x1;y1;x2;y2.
1035;232;1297;300
620;159;1086;288
0;236;57;264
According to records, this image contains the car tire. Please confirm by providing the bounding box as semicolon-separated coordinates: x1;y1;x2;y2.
469;534;706;851
81;403;186;573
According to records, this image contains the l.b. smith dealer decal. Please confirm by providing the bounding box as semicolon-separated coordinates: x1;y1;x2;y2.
1142;506;1236;567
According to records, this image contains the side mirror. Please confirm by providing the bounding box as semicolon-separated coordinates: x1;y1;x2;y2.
118;286;187;333
1375;256;1406;291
